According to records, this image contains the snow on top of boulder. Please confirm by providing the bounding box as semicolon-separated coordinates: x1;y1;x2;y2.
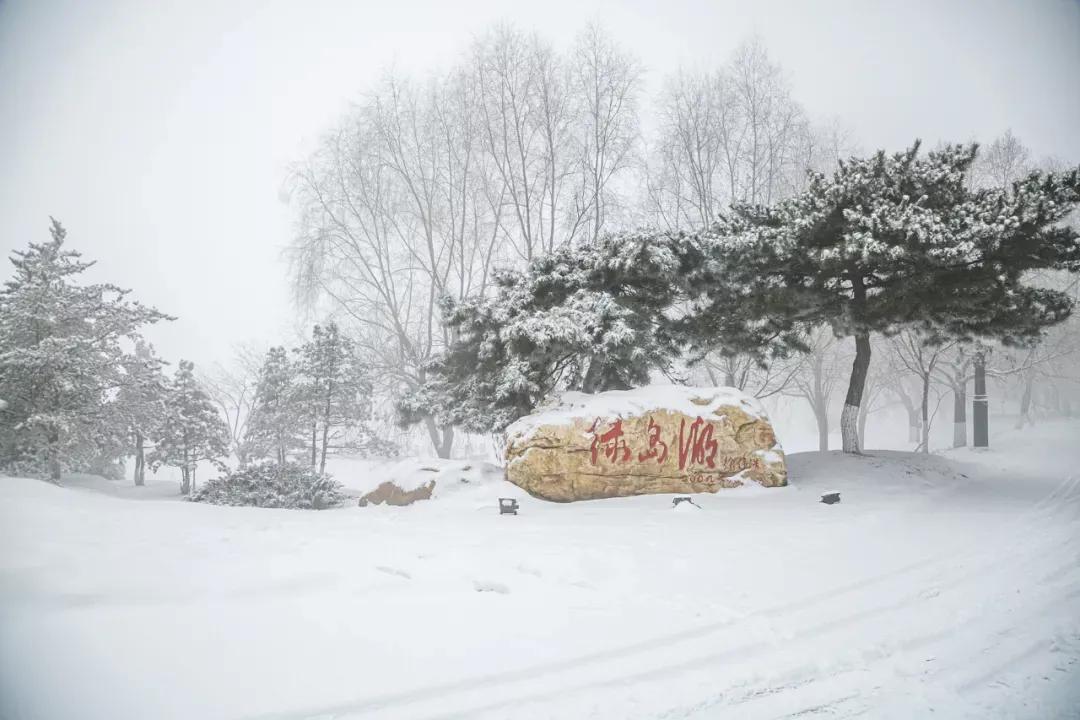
331;456;505;496
381;458;505;496
505;384;772;444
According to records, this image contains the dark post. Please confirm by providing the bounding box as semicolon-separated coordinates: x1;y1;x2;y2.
973;348;989;448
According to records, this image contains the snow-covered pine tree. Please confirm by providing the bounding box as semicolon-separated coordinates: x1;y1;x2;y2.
714;142;1080;453
0;219;171;480
665;221;808;371
401;230;690;435
296;323;372;473
149;360;230;494
114;341;169;485
244;346;304;464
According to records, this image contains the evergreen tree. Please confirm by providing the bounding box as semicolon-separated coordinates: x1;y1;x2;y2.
0;219;170;480
244;346;304;464
713;142;1080;453
401;230;697;434
296;323;371;473
114;341;169;485
149;360;230;494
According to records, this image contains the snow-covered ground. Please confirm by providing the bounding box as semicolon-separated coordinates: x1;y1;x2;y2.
2;420;1079;719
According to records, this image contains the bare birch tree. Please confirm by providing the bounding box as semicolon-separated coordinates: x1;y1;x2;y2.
199;343;264;466
288;64;501;457
785;328;846;452
891;331;957;453
972;129;1032;192
650;68;735;228
570;23;642;242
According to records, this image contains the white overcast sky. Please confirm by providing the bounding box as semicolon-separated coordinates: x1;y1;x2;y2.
1;0;1078;368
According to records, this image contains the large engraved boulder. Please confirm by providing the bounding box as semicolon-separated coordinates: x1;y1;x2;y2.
504;386;787;502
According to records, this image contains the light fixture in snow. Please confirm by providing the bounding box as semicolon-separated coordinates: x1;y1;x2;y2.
821;492;841;505
499;498;519;515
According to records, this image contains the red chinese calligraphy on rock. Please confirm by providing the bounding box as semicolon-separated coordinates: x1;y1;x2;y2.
589;418;631;465
676;416;719;470
636;417;669;464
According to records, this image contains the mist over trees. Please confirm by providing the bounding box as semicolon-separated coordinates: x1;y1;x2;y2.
287;27;875;457
284;23;1080;458
646;39;855;228
403;141;1079;451
6;9;1080;717
718;142;1079;452
3;24;1078;471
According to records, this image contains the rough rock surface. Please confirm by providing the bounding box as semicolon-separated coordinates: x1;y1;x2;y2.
504;386;787;502
358;479;436;507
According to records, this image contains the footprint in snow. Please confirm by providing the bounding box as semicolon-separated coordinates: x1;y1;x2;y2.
473;580;510;594
376;566;412;579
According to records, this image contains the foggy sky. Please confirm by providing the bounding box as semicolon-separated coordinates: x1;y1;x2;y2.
2;0;1078;369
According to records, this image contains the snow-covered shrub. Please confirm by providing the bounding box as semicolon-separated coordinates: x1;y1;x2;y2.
191;461;347;509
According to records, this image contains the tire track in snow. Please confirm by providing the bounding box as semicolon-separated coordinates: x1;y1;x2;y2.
672;475;1080;718
242;554;950;720
724;569;1080;718
420;551;1080;720
420;471;1080;719
244;470;1080;720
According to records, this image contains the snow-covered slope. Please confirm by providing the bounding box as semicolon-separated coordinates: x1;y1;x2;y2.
1;420;1079;719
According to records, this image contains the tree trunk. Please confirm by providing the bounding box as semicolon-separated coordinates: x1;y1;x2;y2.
1015;374;1034;429
319;383;334;474
317;431;330;474
895;387;920;444
319;419;331;475
438;425;455;459
919;374;930;454
841;331;871;454
857;400;869;451
180;447;191;494
952;383;967;448
815;405;829;452
45;426;62;482
423;417;455;459
582;355;604;394
134;431;145;486
973;351;989;448
310;421;317;466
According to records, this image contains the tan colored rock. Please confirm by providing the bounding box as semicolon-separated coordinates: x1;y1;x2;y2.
504;386;787;502
358;479;436;507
